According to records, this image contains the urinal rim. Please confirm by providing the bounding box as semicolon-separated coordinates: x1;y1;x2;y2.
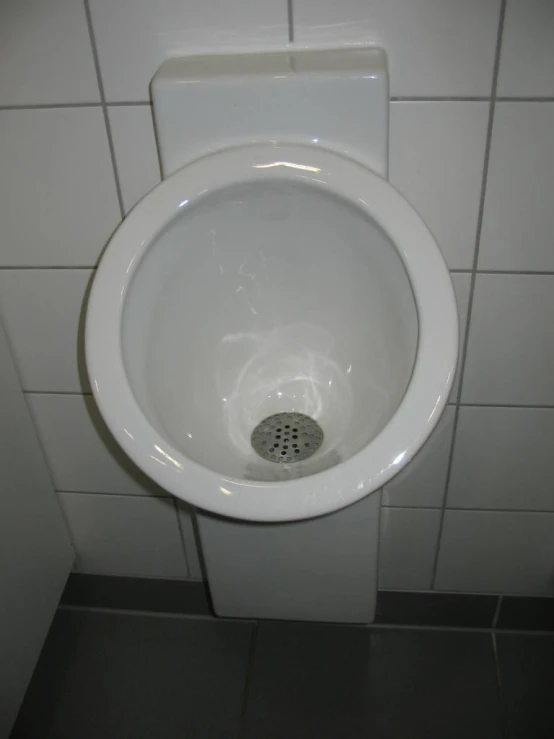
86;142;458;522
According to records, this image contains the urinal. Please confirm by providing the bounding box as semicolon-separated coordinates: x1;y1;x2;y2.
86;49;458;622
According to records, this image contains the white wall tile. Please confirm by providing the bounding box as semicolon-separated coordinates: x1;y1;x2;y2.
0;109;120;267
382;406;455;508
448;407;554;512
293;0;500;97
390;103;488;270
27;394;167;497
378;508;441;590
59;492;187;578
479;104;554;271
0;0;99;105
89;0;289;102
178;503;203;580
497;0;554;97
462;274;554;405
435;510;554;595
0;270;92;393
108;105;161;213
450;272;472;400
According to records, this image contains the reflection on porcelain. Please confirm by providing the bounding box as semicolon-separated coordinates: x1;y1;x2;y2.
86;143;458;522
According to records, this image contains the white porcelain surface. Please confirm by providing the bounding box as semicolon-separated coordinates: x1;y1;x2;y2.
198;492;380;621
497;0;554;97
58;492;187;578
152;49;388;178
87;143;457;522
378;507;441;590
177;503;203;580
435;510;554;595
0;109;120;267
449;407;554;512
108;105;161;214
462;274;554;405
0;0;99;105
27;394;167;497
292;0;500;96
479;103;554;272
449;273;472;401
89;0;288;102
382;406;455;508
390;103;488;271
0;270;92;393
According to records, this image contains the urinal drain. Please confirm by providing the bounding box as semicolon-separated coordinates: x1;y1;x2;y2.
251;413;324;463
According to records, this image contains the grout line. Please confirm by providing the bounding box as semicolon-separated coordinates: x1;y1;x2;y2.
473;269;554;276
491;632;512;737
55;489;171;498
238;622;259;737
287;0;294;43
0;102;101;110
2;98;553;113
431;0;507;590
390;96;489;102
107;101;151;107
174;498;192;577
460;402;554;409
454;0;506;406
83;0;125;221
0;266;97;270
429;403;460;588
492;595;504;629
24;390;92;396
4;266;553;277
496;96;554;102
22;390;554;410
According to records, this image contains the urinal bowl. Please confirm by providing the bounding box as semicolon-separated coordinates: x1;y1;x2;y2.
86;143;458;524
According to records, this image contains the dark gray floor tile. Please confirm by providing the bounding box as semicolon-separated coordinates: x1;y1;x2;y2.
497;634;554;738
376;591;498;628
496;596;554;632
12;609;252;738
243;622;504;739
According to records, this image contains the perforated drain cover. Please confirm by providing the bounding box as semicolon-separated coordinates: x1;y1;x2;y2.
251;412;324;463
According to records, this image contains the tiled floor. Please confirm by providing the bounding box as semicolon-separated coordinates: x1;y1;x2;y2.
12;609;554;738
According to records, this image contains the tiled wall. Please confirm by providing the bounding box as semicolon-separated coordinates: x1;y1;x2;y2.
1;0;553;595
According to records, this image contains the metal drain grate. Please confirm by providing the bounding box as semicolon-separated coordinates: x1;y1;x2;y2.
251;412;324;463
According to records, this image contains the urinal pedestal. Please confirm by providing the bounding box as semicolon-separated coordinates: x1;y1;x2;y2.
197;491;381;623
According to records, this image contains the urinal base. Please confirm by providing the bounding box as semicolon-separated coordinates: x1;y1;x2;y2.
197;491;381;623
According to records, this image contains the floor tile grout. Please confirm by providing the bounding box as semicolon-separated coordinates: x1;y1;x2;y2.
238;621;259;738
56;604;554;636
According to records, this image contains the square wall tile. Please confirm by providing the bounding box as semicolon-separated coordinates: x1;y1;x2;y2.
0;270;92;393
89;0;289;102
293;0;500;96
0;109;120;267
449;407;554;511
390;103;488;270
58;492;187;578
0;0;99;105
479;104;554;271
450;272;472;399
462;274;554;405
27;393;167;497
382;406;455;508
378;508;441;590
108;105;161;213
178;502;203;580
497;0;554;97
435;510;554;595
